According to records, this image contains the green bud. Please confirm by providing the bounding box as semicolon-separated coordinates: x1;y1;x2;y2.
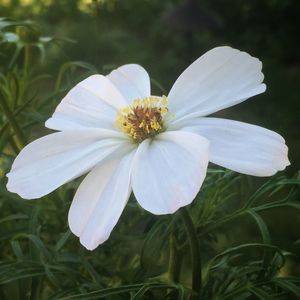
16;25;41;43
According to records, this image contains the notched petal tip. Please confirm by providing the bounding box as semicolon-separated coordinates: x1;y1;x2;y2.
107;64;151;103
111;63;148;73
260;83;267;93
179;118;290;177
168;46;267;124
79;233;110;251
44;118;57;130
6;172;33;200
68;151;135;251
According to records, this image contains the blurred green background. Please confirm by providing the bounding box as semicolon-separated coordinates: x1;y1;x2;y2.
0;0;299;299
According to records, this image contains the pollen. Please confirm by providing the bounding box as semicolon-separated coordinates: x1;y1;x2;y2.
115;96;168;143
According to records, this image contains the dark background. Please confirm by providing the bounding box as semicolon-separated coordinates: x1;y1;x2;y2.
0;0;299;298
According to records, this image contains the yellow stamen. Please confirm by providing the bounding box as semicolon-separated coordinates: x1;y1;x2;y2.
115;96;168;143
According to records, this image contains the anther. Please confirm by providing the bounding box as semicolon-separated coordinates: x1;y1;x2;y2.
115;96;168;143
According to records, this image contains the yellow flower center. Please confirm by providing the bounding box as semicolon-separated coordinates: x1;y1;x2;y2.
115;96;168;143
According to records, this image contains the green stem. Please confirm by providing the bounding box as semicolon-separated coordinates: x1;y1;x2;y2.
0;93;27;149
24;44;32;75
179;207;202;299
168;233;182;283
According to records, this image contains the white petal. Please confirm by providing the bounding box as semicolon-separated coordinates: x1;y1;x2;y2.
167;46;266;125
6;129;133;199
69;150;135;250
107;64;151;103
132;131;209;215
45;75;127;131
179;118;290;176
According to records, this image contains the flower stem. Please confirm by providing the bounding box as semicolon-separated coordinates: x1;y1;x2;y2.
24;45;32;75
0;92;27;150
168;232;182;283
179;207;202;299
167;231;183;300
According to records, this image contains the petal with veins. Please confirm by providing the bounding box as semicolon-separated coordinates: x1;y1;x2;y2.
167;46;266;125
107;64;151;103
132;131;209;215
69;150;135;250
46;75;127;131
178;117;290;176
7;129;132;199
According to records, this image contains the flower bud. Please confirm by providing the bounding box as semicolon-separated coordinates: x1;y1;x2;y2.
16;25;41;43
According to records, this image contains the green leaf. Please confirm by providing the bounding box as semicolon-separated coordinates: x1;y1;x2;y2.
248;287;272;299
208;243;285;271
0;213;28;224
55;61;98;91
61;283;176;300
54;230;72;252
273;278;300;297
12;233;51;260
247;210;271;244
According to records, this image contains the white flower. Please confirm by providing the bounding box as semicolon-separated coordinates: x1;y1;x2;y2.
6;46;290;250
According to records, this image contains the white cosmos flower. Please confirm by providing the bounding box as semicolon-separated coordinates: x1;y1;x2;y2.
6;46;290;250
